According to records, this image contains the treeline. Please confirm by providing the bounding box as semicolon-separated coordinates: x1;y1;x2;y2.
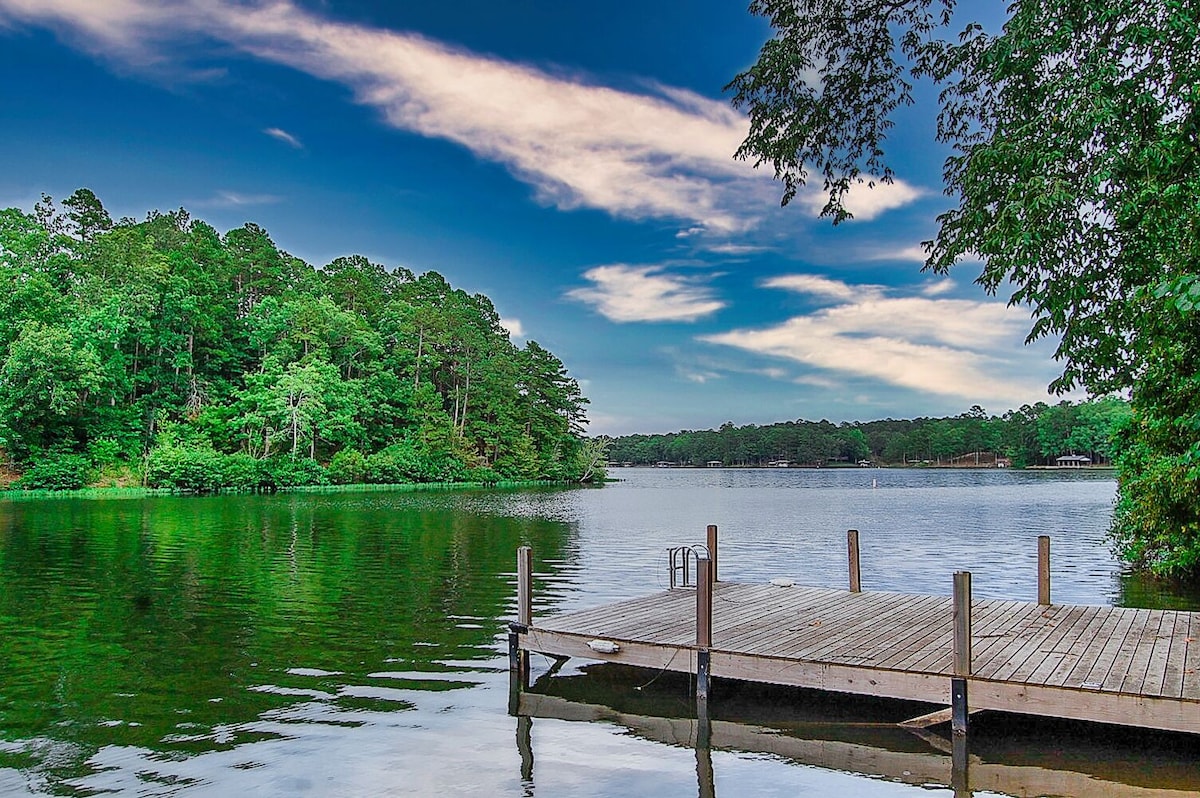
0;190;600;490
609;399;1130;468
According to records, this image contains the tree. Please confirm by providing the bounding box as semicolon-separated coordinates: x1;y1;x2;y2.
730;0;1200;576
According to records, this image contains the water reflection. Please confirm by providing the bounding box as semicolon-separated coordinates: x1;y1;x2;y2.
514;662;1200;797
0;490;577;793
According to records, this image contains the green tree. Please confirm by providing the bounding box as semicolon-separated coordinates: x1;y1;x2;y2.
730;0;1200;576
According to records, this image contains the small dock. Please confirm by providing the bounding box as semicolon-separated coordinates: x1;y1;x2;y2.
509;529;1200;736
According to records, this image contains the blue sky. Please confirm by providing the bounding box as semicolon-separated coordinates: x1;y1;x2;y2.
0;0;1067;435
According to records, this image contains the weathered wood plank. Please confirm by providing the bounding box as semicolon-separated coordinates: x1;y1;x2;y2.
1101;609;1154;692
1182;613;1200;701
738;590;916;658
1009;605;1097;685
1046;605;1119;687
1025;604;1106;687
1144;611;1181;698
1064;605;1136;689
903;598;1023;675
971;605;1061;681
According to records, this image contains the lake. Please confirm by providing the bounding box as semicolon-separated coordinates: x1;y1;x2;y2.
2;467;1198;796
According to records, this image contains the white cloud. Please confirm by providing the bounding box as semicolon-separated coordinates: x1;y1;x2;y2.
700;274;1054;406
0;0;924;236
567;264;724;323
921;278;956;297
704;242;771;256
498;316;524;340
678;367;723;384
799;179;925;221
762;274;878;302
264;126;302;148
871;244;929;263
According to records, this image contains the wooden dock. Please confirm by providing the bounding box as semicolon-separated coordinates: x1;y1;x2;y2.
509;532;1200;736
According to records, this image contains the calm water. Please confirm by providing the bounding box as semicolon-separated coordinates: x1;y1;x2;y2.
1;468;1198;796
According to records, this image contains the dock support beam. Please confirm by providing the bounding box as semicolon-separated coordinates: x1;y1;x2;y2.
1038;535;1051;605
696;553;713;702
848;529;861;592
952;571;972;738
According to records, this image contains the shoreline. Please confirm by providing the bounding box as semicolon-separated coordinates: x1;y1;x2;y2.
0;479;581;503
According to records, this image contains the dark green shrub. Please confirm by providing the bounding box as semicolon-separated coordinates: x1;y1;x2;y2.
261;456;328;488
328;448;367;484
15;450;93;490
145;445;226;492
220;453;264;490
462;466;501;484
365;442;468;483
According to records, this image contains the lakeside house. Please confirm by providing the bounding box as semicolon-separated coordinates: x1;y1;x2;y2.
1056;455;1092;467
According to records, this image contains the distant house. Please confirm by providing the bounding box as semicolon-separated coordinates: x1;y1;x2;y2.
706;460;722;468
655;461;674;468
1056;455;1092;467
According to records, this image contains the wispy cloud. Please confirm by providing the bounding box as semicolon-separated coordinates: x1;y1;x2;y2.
703;242;771;256
761;274;877;302
871;244;929;263
701;274;1054;405
567;264;724;323
0;0;923;236
191;190;283;208
921;278;956;297
798;179;925;221
264;126;302;148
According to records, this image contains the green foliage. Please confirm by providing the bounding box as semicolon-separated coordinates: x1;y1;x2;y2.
0;190;594;491
260;456;328;489
609;399;1127;467
14;449;93;490
145;445;230;492
328;448;367;484
1111;325;1200;577
730;0;1199;576
365;442;466;484
86;437;127;468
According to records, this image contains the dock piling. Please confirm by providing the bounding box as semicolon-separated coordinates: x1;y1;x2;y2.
952;571;972;737
518;545;533;626
707;525;718;582
848;529;861;592
1038;535;1051;605
696;553;713;701
510;546;533;687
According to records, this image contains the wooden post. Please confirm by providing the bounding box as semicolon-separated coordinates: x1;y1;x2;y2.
706;524;719;583
511;546;533;686
952;570;972;737
517;545;532;626
1038;535;1051;605
696;554;713;649
847;529;861;593
695;706;714;798
696;554;713;701
951;728;970;796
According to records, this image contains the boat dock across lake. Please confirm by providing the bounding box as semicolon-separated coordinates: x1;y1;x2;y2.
508;528;1200;737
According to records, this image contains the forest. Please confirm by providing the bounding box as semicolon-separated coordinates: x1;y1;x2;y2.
608;398;1130;469
0;190;599;491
